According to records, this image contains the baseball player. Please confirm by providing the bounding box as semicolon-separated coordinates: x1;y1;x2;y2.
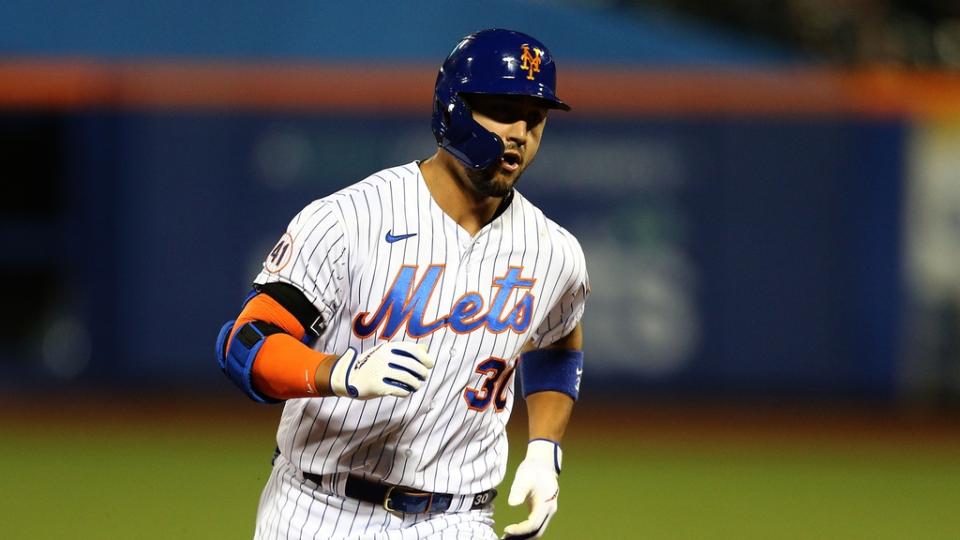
216;28;589;539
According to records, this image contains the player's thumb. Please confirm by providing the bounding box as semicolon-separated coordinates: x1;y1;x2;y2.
507;477;531;507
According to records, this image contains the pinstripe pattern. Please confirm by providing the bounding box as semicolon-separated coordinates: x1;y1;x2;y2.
254;455;498;540
252;162;588;537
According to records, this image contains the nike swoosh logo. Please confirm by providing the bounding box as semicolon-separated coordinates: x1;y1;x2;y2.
385;230;417;243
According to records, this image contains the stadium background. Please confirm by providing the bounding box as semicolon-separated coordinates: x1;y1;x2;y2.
1;1;958;538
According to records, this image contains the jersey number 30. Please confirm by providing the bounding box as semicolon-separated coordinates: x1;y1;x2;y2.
463;357;514;412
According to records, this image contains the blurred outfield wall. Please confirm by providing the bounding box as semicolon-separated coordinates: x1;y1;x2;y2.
1;1;959;404
3;66;958;404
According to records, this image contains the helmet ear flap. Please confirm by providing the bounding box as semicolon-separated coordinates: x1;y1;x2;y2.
436;93;503;170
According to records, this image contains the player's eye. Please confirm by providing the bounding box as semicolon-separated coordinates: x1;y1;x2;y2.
526;111;546;128
487;105;523;123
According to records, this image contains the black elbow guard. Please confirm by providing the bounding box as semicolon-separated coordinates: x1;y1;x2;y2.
256;282;326;340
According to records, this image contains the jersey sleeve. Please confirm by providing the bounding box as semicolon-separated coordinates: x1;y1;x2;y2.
253;200;348;331
529;232;590;348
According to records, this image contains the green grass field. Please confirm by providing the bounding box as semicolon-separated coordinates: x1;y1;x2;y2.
2;405;959;539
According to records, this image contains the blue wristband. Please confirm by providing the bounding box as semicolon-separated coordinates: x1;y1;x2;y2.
518;349;583;401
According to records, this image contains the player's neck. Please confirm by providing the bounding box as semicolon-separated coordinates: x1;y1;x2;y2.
420;153;505;236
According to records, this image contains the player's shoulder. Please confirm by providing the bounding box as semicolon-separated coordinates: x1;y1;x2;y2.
513;190;585;259
324;161;420;203
288;162;419;230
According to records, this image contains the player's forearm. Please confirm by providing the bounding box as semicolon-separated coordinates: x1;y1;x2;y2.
520;323;582;442
223;292;340;400
249;332;339;399
525;390;574;442
219;289;435;402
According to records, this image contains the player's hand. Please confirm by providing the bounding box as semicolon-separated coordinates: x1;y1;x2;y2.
502;439;562;539
329;342;434;400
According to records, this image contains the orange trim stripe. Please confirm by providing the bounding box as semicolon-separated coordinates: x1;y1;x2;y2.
0;60;436;112
3;60;960;116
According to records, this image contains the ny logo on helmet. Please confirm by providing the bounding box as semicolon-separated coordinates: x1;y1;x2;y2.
520;44;542;80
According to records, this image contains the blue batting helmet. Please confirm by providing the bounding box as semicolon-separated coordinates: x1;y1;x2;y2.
431;29;571;171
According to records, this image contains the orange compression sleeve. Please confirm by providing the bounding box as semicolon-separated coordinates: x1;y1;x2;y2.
230;292;305;343
230;293;337;400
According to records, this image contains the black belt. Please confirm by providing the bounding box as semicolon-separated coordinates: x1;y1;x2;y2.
302;471;496;514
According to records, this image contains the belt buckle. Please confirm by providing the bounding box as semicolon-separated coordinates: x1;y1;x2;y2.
383;486;434;515
383;485;400;515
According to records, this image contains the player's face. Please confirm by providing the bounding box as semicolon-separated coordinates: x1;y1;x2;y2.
465;94;549;197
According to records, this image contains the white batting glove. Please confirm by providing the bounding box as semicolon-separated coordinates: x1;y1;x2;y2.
502;439;562;539
329;342;434;400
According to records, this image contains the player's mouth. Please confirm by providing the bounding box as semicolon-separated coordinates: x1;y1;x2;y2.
500;151;522;173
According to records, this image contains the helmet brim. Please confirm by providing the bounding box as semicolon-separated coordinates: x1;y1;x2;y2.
460;90;572;112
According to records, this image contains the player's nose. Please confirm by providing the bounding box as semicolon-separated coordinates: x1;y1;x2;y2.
504;119;529;147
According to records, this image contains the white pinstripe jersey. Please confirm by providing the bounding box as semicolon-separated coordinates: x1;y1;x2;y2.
253;161;589;496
